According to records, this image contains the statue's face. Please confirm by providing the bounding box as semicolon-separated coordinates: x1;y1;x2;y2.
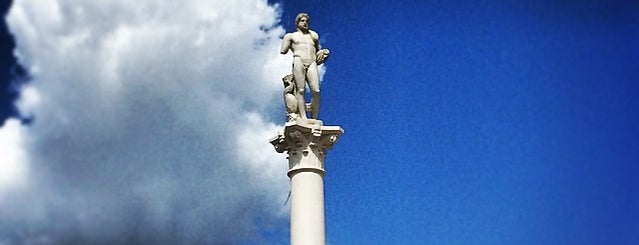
297;17;309;31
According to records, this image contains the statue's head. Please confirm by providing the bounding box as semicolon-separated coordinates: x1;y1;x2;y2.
295;13;310;31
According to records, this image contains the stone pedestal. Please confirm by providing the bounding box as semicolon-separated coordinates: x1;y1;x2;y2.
270;120;343;245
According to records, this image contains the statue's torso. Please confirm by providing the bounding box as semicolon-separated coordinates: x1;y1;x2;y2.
290;31;318;65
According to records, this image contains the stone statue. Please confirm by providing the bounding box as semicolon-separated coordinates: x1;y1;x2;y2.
282;74;299;122
280;13;330;122
271;15;344;245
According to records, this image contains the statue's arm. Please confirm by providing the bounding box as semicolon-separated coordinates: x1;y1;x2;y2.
312;31;329;65
280;34;292;54
311;31;321;51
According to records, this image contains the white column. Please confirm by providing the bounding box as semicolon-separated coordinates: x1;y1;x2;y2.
271;121;343;245
289;170;325;245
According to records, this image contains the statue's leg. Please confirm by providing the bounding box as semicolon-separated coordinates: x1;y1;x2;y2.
292;57;308;120
307;62;320;119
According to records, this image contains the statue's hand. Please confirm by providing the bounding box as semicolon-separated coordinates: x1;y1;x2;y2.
316;49;330;65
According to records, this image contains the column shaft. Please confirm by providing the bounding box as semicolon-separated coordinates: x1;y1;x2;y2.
290;171;326;245
270;123;342;245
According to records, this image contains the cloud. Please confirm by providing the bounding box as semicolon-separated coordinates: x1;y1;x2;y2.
0;119;28;198
0;0;292;244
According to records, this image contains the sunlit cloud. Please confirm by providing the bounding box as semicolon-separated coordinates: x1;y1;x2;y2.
0;0;291;243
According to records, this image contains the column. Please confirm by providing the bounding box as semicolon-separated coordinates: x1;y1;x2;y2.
271;121;343;245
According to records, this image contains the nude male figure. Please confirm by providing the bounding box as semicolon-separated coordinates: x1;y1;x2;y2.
280;13;329;120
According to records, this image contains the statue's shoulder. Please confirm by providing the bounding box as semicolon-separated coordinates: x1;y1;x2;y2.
286;31;304;40
310;30;319;39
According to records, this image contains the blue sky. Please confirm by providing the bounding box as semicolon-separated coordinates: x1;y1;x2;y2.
1;0;639;244
279;1;639;244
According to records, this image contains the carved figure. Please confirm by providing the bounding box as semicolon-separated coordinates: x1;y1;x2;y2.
282;74;299;122
280;13;330;121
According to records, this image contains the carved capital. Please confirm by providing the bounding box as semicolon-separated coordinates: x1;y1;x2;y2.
270;121;343;175
270;121;343;155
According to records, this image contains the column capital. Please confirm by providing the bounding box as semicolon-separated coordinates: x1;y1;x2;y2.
270;120;343;154
270;120;344;177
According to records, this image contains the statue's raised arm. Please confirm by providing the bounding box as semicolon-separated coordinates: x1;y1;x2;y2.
280;13;330;123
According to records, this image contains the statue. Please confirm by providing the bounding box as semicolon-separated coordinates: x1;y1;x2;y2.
281;74;299;122
280;13;330;122
271;15;344;245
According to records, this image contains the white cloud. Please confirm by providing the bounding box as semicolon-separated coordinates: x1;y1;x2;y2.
1;0;292;243
0;119;29;199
